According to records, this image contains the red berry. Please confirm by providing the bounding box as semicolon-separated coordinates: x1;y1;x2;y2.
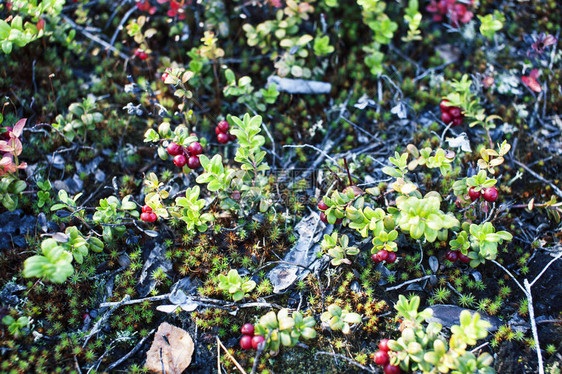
320;212;328;224
134;49;148;60
188;142;203;155
241;323;254;336
373;350;390;365
440;99;450;112
449;107;462;118
379;339;390;352
468;187;481;201
148;212;157;222
173;154;187;167
383;364;401;374
228;133;237;141
441;112;452;124
215;126;224;135
371;253;381;263
335;218;343;224
458;252;471;264
446;250;458;262
482;187;498;202
452;117;463;126
317;199;328;211
240;335;252;350
140;212;150;222
376;250;389;262
37;18;45;31
142;205;152;213
187;155;201;169
167;142;183;156
386;252;397;264
251;335;265;350
217;133;229;144
217;120;229;133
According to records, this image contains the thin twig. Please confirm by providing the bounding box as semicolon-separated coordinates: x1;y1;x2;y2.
315;351;376;373
217;337;247;374
61;14;131;60
524;279;543;374
106;328;156;370
385;275;431;292
513;159;562;198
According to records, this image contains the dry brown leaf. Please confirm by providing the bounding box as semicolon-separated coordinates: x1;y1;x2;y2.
145;322;194;374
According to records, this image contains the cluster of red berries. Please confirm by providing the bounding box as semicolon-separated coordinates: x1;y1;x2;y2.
468;186;498;203
215;120;236;144
166;141;203;169
134;48;148;61
140;205;158;222
317;199;342;225
317;186;363;224
373;339;401;374
445;250;470;263
440;99;463;126
239;323;265;351
371;250;397;264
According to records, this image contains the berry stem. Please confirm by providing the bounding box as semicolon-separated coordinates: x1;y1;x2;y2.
343;158;353;187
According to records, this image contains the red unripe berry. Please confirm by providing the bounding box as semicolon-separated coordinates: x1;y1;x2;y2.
452;117;463;126
373;350;390;365
187;155;201;169
440;100;450;112
167;142;183;156
148;212;157;222
482;187;498;202
319;212;328;224
140;212;150;222
142;205;152;213
188;141;203;155
458;252;471;264
383;364;401;374
446;250;458;262
468;187;481;201
376;250;389;262
240;335;252;350
317;199;328;211
449;107;462;118
251;335;265;350
37;18;45;31
241;323;254;336
386;252;397;264
371;253;381;263
379;339;390;352
441;112;452;124
173;154;187;167
217;120;229;133
217;133;230;144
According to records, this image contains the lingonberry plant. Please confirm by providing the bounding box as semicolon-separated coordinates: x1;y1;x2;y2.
376;295;494;373
0;118;27;211
217;269;257;302
254;308;316;353
320;304;362;334
23;228;104;283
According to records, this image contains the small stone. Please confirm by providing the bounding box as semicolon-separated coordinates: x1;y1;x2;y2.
427;305;501;331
